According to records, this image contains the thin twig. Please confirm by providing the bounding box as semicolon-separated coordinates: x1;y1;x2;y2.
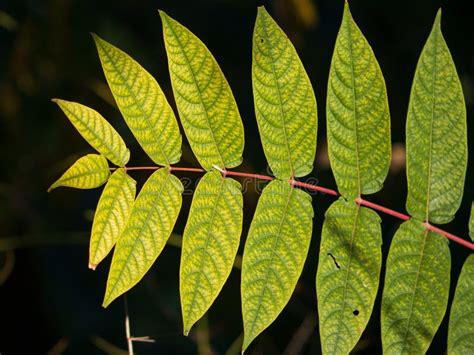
124;295;134;355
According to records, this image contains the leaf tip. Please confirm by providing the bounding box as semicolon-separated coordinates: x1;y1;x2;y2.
434;8;442;28
90;32;104;48
88;262;97;271
241;336;251;354
158;9;169;22
183;328;190;337
102;296;112;308
343;0;352;17
256;5;270;21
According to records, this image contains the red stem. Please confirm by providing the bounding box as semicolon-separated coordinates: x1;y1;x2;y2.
122;165;474;251
355;197;410;221
424;222;474;251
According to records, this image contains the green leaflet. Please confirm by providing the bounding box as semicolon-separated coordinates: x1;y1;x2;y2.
252;7;318;179
160;11;244;171
316;198;381;354
241;180;313;352
180;171;243;335
93;34;182;166
52;99;130;167
103;168;183;307
448;255;474;354
447;204;474;354
326;2;391;198
405;10;467;224
381;219;450;354
49;154;110;192
89;168;136;270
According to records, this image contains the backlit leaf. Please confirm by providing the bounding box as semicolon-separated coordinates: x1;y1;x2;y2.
316;198;381;354
252;6;318;179
160;11;244;170
448;254;474;354
326;2;391;198
49;154;110;192
241;180;313;351
89;168;136;270
405;10;467;224
52;99;130;167
180;171;243;335
93;34;182;166
103;168;183;307
381;219;450;354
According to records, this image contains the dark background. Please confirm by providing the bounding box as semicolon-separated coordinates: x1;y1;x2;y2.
0;0;473;354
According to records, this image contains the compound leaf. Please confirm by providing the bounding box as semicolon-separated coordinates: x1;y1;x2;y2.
252;6;318;179
180;171;243;335
326;2;391;198
316;198;382;354
89;168;136;270
93;34;182;166
241;180;313;352
52;99;130;167
448;254;474;354
406;10;467;224
381;219;450;354
160;11;244;170
49;154;110;192
103;168;183;307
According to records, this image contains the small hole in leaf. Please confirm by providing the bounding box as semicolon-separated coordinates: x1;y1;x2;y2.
260;38;264;43
353;310;359;316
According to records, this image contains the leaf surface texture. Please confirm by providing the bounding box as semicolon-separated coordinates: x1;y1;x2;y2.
49;154;110;191
103;168;183;307
93;34;182;166
381;219;450;354
53;99;130;166
316;198;381;354
89;168;136;269
405;10;467;224
241;180;313;351
252;6;318;179
180;171;243;334
160;11;244;170
448;254;474;354
326;3;391;197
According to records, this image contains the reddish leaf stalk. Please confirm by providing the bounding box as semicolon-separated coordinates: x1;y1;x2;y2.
123;165;474;251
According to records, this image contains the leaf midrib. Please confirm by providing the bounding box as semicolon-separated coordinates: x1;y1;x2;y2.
345;15;362;196
259;15;295;177
425;28;439;222
97;40;171;166
163;17;226;169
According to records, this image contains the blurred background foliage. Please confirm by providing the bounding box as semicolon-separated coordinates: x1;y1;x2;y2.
0;0;473;354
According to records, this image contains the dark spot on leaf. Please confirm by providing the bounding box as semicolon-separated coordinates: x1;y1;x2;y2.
353;310;359;316
260;38;264;43
327;253;340;269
